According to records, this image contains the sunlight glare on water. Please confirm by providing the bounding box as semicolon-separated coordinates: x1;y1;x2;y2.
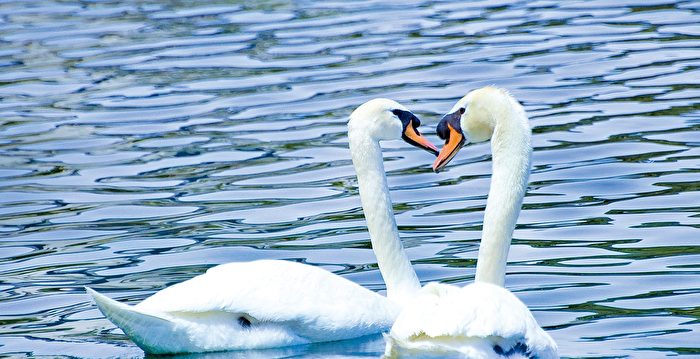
0;0;698;358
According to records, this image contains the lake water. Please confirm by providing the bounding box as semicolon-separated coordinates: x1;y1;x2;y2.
0;0;698;358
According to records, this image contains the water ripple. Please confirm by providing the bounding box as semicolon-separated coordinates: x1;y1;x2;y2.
0;0;698;358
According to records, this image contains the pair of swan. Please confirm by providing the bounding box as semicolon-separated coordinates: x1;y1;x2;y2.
88;87;557;358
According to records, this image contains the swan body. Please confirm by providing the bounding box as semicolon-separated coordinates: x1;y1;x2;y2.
88;260;395;354
385;282;556;359
87;99;438;354
385;87;557;358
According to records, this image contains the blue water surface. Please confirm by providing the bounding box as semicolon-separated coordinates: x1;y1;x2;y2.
0;0;698;358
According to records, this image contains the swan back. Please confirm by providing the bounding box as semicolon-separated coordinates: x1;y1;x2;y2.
137;260;397;334
386;282;557;359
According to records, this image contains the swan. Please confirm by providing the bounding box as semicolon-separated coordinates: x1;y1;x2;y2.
87;98;438;355
384;87;558;358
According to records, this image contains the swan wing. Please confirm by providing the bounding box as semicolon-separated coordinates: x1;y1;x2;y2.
89;260;396;354
387;282;557;358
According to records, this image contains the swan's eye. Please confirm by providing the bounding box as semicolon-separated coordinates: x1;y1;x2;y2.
459;108;465;114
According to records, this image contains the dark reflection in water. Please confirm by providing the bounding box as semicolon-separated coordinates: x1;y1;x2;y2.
0;0;698;358
161;335;385;359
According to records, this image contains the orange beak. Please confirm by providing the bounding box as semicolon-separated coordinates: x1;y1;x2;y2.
402;120;439;156
432;123;465;172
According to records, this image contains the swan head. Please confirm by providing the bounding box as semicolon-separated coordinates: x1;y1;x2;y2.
433;87;512;172
349;98;438;155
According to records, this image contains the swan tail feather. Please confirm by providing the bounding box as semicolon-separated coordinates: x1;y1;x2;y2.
86;287;188;354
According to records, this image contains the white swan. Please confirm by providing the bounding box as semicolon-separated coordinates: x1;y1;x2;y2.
87;98;438;355
384;87;558;358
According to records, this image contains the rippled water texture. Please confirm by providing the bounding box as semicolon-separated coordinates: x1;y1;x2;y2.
0;0;698;357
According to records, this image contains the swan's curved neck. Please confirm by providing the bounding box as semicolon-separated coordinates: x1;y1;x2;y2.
348;130;420;305
474;95;532;287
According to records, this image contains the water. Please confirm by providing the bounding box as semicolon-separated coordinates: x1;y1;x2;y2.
0;0;698;357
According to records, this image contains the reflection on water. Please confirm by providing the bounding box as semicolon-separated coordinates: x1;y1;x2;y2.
164;335;386;359
0;0;698;358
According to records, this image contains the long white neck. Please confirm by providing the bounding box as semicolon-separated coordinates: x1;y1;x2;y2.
474;94;532;286
348;130;421;306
